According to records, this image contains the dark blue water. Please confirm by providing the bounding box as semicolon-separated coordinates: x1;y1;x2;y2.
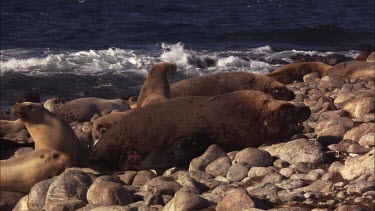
2;0;374;51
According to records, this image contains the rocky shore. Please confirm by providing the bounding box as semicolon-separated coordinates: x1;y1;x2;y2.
1;72;374;211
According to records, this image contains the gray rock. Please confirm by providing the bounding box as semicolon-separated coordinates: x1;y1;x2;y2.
45;170;93;203
247;187;279;203
340;149;374;180
132;170;157;187
28;178;55;210
247;167;275;179
346;180;375;194
358;133;375;147
262;173;285;184
346;143;371;154
189;144;227;172
216;188;255;211
163;189;212;211
205;156;232;177
119;171;138;185
277;190;304;202
278;138;326;164
344;123;375;143
276;179;306;190
43;199;86;211
87;179;133;206
295;180;333;193
343;97;374;120
233;147;273;167
140;176;182;196
226;162;250;182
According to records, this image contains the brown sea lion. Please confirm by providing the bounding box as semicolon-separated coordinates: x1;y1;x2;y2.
87;90;310;172
170;72;295;101
43;97;68;112
267;62;332;84
326;61;375;79
355;46;374;61
0;119;25;137
12;102;88;165
0;149;71;193
137;62;177;107
53;97;130;123
366;52;375;62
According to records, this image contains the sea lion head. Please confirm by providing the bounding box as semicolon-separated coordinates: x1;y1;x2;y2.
151;62;177;76
12;102;49;124
266;80;295;101
262;102;310;139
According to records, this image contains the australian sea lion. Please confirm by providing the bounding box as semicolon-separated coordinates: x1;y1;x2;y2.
170;72;295;101
326;61;375;79
137;62;177;107
0;119;25;137
0;149;71;193
366;52;375;62
87;90;310;172
267;62;332;84
53;97;130;123
12;102;88;165
355;46;374;61
43;97;68;112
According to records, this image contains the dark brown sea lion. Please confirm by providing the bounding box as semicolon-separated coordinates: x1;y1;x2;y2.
326;61;375;79
170;72;295;101
87;90;310;172
267;62;332;84
137;62;177;108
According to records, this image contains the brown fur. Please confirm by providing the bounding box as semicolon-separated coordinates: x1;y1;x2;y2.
137;62;177;107
366;52;375;62
87;90;310;172
170;72;295;101
326;61;375;79
267;62;332;84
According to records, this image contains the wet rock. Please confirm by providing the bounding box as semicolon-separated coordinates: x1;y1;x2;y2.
140;176;182;196
28;178;55;210
340;149;375;180
343;97;374;120
344;123;375;143
163;189;212;211
358;133;375;147
45;170;93;203
0;191;25;211
234;147;273;167
278;138;326;165
43;199;86;211
216;188;255;211
132;170;157;187
226;162;250;182
189;144;227;172
87;178;133;206
205;156;232;177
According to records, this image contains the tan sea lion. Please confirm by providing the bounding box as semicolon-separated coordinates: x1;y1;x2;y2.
53;97;131;123
0;119;25;137
137;62;177;107
326;61;375;79
87;90;310;172
267;62;332;84
0;149;71;193
366;52;375;62
12;102;88;165
170;72;295;101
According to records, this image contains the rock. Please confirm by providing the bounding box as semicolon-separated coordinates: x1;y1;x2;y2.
247;187;279;203
45;170;93;203
119;171;138;185
212;184;238;197
247;167;275;179
140;176;182;196
28;178;55;210
316;118;353;145
189;144;227;172
12;195;29;211
163;189;212;211
319;76;346;89
291;162;316;174
163;167;180;177
279;167;294;178
262;173;285;184
144;194;164;206
295;180;333;193
87;178;133;206
321;172;344;183
273;159;289;168
346;180;375;194
205;156;232;177
132;170;157;187
226;162;250;182
188;171;220;189
334;90;373;108
290;173;319;181
276;179;306;190
258;142;286;157
358;133;375;147
346;143;371;154
340;149;375;180
343;97;374;120
88;205;135;211
43;199;86;211
227;151;239;162
216;188;255;211
278;190;304;202
303;72;321;84
335;204;365;211
278;138;326;165
234;148;273;167
0;191;25;211
344;123;375;143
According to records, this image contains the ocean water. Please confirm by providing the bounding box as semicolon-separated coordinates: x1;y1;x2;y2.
1;0;374;107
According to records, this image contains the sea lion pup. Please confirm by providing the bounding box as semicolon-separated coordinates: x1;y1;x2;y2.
170;72;295;101
366;52;375;62
326;61;375;79
137;62;177;107
267;62;332;84
0;149;71;193
87;90;310;172
0;119;25;137
12;102;89;165
53;97;131;123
